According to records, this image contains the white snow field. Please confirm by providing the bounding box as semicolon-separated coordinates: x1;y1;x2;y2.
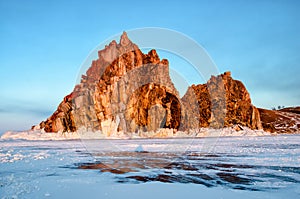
0;132;300;199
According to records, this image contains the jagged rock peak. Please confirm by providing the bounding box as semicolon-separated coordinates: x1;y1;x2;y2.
103;32;132;48
120;31;131;46
37;32;177;133
223;71;231;77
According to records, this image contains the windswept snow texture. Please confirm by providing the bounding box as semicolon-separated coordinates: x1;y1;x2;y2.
1;135;300;199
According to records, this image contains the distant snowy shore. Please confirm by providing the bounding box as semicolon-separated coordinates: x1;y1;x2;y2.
0;130;81;141
0;126;273;141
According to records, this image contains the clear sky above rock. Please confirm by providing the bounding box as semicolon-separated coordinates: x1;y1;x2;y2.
0;0;299;133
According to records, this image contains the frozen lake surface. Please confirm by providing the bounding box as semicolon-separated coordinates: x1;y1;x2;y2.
1;134;300;198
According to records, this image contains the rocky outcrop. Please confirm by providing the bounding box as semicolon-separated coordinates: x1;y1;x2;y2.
181;72;262;130
259;107;300;134
35;32;298;135
37;32;180;134
38;93;76;132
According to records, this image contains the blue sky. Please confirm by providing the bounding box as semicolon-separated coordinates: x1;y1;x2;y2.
0;0;299;133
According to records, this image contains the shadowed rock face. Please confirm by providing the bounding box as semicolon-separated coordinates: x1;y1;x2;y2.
35;32;298;135
126;83;181;131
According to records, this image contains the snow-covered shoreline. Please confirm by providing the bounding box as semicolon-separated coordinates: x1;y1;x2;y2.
0;126;275;141
0;130;81;141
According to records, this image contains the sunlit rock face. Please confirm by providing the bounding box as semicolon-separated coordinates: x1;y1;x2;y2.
38;32;180;134
37;32;299;136
182;72;262;130
39;93;76;132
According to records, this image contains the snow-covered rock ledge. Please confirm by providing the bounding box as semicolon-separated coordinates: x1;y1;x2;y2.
1;126;272;141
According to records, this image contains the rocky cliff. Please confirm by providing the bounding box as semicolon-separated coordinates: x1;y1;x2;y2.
35;32;298;135
181;71;262;130
37;32;180;135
